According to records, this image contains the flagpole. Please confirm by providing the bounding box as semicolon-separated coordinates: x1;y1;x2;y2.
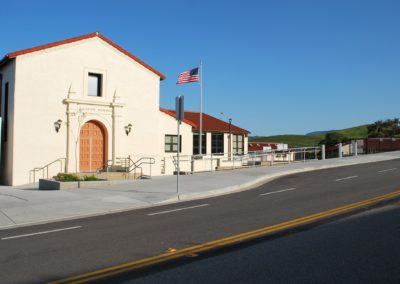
199;61;203;156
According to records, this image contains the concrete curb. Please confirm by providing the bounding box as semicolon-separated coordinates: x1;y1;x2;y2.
1;155;399;231
159;156;398;203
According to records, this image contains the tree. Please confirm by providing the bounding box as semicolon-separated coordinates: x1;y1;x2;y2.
319;132;350;146
367;118;400;138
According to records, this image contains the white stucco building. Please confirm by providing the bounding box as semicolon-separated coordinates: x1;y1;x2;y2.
0;32;249;186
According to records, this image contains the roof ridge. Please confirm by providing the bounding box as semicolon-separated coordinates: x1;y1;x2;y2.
160;108;206;115
159;108;197;127
159;108;250;134
6;32;98;58
2;32;165;80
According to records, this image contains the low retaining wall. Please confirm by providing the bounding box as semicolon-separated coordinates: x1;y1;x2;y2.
38;179;133;190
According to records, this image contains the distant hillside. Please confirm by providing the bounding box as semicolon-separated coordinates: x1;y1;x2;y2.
334;125;368;138
306;130;333;136
250;124;369;148
306;125;368;137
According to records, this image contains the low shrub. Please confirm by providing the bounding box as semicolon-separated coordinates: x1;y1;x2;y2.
82;175;100;181
53;173;81;182
53;173;102;182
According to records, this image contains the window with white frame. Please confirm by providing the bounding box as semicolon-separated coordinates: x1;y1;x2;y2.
233;134;244;155
165;135;182;153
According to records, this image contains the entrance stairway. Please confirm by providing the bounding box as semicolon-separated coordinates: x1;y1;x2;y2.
100;156;155;180
29;156;155;183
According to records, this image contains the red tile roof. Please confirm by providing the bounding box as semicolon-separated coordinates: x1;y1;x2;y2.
160;108;197;128
0;32;165;80
248;143;264;151
248;142;278;151
160;108;250;134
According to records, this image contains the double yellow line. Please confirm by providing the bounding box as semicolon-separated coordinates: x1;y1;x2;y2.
51;190;400;284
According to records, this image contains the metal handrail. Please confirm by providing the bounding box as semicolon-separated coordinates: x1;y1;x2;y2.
126;156;156;178
96;157;155;179
96;159;114;173
30;157;66;183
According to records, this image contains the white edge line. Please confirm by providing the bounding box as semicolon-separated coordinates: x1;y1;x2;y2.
147;204;209;216
378;168;397;173
259;188;296;196
1;226;82;240
335;175;358;182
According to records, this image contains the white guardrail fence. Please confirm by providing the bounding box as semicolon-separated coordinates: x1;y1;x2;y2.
30;144;361;183
159;146;324;175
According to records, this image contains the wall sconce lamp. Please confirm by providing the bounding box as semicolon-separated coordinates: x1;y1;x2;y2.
54;119;62;133
125;123;133;136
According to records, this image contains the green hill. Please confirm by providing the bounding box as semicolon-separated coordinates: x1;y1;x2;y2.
334;125;368;138
250;124;369;148
250;134;324;147
306;130;332;136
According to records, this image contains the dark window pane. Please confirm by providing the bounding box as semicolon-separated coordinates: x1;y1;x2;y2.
0;75;2;119
211;133;224;154
193;133;206;154
4;82;8;142
88;73;102;97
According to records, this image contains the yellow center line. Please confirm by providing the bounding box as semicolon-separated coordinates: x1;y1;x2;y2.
50;190;400;284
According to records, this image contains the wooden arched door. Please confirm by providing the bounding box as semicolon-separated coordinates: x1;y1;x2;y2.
79;121;106;172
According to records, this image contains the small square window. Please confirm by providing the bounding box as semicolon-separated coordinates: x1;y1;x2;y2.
165;135;182;153
88;73;102;97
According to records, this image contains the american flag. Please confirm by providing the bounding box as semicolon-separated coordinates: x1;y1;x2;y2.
177;67;199;84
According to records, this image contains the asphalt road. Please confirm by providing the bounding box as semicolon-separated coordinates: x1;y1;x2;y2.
0;159;400;283
124;201;400;284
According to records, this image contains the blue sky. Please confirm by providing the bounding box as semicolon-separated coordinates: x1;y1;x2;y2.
1;0;399;135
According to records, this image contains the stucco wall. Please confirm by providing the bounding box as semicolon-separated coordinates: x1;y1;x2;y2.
153;112;193;175
11;37;162;185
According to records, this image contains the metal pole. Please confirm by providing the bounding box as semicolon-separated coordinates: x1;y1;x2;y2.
321;145;326;160
175;95;184;200
228;118;232;161
338;143;343;158
199;61;203;157
177;120;180;200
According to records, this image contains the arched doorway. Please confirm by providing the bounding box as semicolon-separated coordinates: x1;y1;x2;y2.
79;120;107;172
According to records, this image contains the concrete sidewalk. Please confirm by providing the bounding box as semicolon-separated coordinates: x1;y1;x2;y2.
1;152;400;230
